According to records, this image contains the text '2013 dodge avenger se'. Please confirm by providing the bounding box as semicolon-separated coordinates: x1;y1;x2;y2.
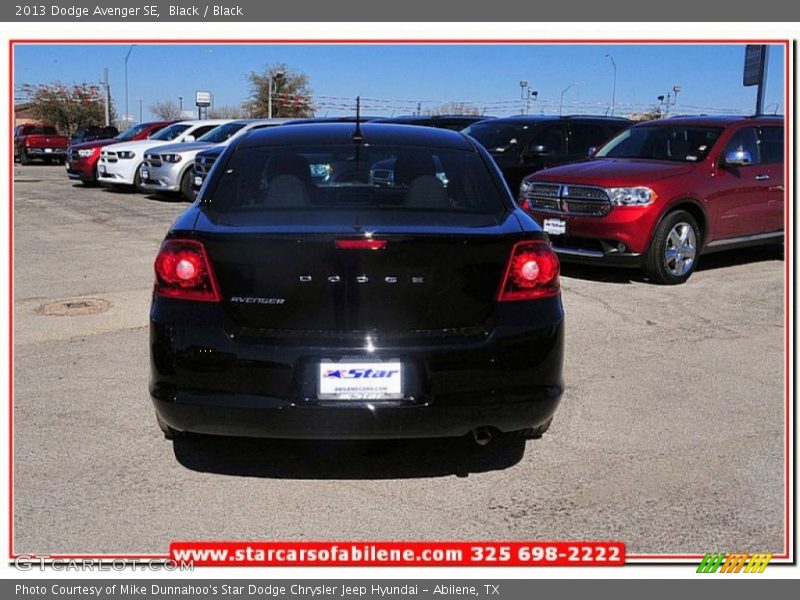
150;123;564;442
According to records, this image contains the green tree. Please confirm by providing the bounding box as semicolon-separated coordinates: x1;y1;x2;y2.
21;82;111;134
244;64;314;118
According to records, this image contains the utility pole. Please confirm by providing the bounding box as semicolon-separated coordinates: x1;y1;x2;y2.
605;54;617;116
101;67;110;126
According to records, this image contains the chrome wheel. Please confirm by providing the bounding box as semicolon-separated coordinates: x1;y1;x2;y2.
664;222;697;277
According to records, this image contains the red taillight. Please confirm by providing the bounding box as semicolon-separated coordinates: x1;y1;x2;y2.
497;240;560;302
154;239;221;302
335;239;387;250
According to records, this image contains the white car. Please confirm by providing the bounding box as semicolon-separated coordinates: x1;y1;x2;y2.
97;120;230;190
140;119;292;200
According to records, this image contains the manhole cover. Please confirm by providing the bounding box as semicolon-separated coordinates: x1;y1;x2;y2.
37;298;110;317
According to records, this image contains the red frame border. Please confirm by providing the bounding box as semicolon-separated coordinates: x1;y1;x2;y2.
7;37;793;565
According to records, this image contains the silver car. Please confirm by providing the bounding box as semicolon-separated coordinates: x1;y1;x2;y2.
140;119;291;200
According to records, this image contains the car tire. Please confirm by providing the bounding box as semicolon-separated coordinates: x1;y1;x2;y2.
19;150;29;165
511;417;553;439
179;169;194;202
133;165;144;193
82;165;99;187
644;210;700;285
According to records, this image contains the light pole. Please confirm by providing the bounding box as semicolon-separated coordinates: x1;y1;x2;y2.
268;71;285;119
559;83;578;116
124;44;136;126
137;98;142;123
519;80;528;114
605;53;617;116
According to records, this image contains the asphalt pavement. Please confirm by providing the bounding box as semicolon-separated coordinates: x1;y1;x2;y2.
12;164;786;556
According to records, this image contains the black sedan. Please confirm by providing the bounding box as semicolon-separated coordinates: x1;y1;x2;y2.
150;123;564;442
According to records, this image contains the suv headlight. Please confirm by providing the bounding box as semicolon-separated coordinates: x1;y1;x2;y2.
77;149;96;157
606;186;655;206
161;154;183;163
117;150;136;159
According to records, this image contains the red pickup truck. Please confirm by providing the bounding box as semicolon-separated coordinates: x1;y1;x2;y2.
14;124;69;164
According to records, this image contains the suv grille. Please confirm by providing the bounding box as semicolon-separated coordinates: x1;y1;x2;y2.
526;183;611;217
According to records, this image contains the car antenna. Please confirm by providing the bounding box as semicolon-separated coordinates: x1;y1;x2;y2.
352;96;364;142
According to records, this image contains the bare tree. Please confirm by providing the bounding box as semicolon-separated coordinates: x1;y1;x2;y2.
208;105;246;119
429;101;481;116
149;100;183;121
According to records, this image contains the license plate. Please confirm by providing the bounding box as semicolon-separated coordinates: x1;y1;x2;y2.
44;148;53;153
98;164;107;174
543;218;566;236
318;361;402;400
141;168;149;180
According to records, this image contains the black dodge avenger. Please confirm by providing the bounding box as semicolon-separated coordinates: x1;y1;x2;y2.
149;123;564;443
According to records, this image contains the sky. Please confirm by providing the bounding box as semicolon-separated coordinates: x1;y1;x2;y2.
13;43;786;122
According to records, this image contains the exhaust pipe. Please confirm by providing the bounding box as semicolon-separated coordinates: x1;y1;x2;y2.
471;427;493;446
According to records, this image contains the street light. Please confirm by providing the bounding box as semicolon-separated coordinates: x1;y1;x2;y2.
605;53;617;116
178;96;183;112
268;71;285;119
519;80;528;114
124;44;136;127
559;83;578;116
137;98;143;124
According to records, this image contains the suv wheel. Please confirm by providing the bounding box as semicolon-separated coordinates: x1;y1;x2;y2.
180;169;194;202
19;149;29;165
644;210;700;284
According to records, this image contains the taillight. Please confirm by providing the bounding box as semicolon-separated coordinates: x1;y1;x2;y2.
154;239;221;302
497;240;560;302
335;239;387;250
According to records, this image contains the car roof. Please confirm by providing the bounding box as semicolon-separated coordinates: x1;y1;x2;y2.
472;115;632;125
374;115;491;123
236;122;476;151
637;115;785;127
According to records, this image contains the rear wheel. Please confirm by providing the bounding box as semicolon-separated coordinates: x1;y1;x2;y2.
180;169;194;202
644;210;700;285
19;150;30;165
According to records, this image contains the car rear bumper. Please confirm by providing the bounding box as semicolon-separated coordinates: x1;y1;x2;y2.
25;147;67;157
151;389;561;440
150;297;565;439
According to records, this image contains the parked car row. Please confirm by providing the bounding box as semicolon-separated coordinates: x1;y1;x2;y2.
23;111;784;286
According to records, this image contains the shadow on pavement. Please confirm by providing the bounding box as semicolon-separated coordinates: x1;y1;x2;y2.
172;434;528;480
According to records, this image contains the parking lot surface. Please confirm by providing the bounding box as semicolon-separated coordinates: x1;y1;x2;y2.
13;164;786;555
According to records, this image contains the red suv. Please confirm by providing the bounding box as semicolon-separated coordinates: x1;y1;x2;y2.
65;121;173;185
521;116;784;283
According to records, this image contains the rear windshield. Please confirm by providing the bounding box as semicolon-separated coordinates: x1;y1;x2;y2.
207;144;504;215
596;125;723;162
24;126;58;135
198;122;246;143
150;123;191;141
463;122;532;153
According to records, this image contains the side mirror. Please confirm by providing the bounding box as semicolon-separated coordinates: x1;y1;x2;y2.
722;150;752;167
183;135;195;143
588;146;598;157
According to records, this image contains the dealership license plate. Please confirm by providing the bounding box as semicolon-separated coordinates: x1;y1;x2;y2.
141;168;149;180
44;148;53;153
543;218;566;236
318;361;402;400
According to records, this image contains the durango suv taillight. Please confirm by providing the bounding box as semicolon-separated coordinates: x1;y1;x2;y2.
498;240;560;301
154;239;221;302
